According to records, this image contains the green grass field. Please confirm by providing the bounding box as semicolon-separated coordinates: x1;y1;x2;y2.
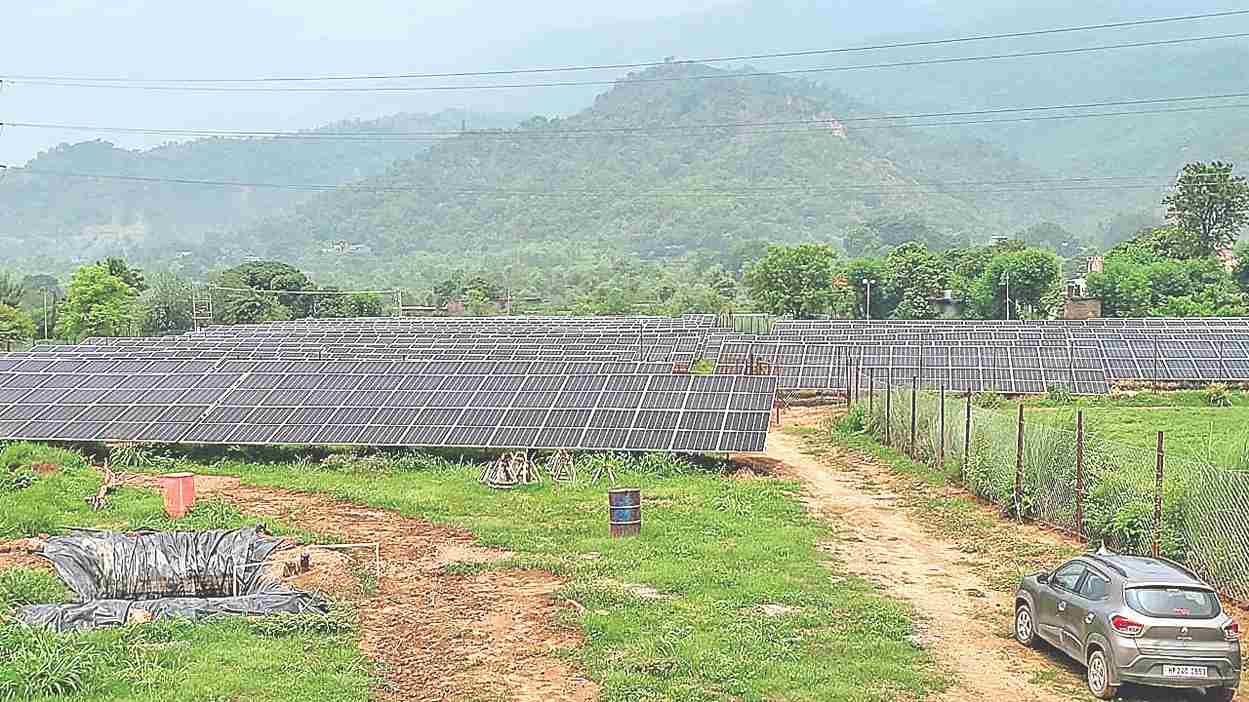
1004;390;1249;457
0;444;948;702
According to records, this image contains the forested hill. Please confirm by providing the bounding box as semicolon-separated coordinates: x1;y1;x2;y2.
0;109;524;268
239;63;1082;270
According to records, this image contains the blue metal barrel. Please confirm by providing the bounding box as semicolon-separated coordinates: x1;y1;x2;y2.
608;488;641;538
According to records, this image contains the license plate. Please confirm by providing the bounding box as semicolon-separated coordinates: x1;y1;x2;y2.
1163;665;1208;679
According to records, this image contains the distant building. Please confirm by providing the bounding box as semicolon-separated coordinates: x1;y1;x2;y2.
928;289;961;319
1064;277;1101;319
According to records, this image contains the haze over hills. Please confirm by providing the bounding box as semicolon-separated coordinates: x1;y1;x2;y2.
0;110;526;272
233;62;1082;278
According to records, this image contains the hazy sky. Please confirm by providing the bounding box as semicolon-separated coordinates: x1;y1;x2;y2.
2;0;745;162
1;0;1216;163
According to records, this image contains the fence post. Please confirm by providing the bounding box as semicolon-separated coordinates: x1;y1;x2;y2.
868;368;874;414
1075;410;1085;539
910;376;918;459
849;354;859;404
962;391;971;482
939;384;946;468
1153;431;1164;558
1014;404;1025;520
884;379;894;444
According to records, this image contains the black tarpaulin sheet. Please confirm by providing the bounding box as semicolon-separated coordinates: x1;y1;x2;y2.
18;526;328;632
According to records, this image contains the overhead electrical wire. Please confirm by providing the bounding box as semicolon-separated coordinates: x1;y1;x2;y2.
3;8;1246;84
4;95;1249;142
0;166;1224;199
8;32;1249;93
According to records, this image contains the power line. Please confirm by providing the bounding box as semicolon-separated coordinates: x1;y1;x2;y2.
8;32;1249;93
5;95;1249;142
3;9;1246;84
1;166;1223;198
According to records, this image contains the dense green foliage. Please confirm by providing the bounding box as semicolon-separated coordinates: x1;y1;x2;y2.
55;264;135;341
745;244;843;318
1162;162;1249;255
0;110;525;272
0;305;36;350
1088;226;1249;317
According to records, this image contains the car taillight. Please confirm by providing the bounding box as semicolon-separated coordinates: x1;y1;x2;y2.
1225;622;1241;642
1111;615;1145;637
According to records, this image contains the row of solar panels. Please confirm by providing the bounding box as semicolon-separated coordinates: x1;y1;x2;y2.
775;317;1249;330
0;363;774;453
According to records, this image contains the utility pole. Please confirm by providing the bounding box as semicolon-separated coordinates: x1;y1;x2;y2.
864;279;876;320
1003;271;1012;321
42;288;50;340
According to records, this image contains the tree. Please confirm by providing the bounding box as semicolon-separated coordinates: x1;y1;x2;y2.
1106;226;1206;264
100;257;148;293
1017;221;1083;258
56;264;134;340
216;260;316;321
1088;257;1229;317
1163;161;1249;255
319;292;386;318
844;257;893;319
0;272;24;308
968;249;1061;319
137;272;194;335
843;213;950;257
883;242;950;320
0;305;36;350
746;244;841;318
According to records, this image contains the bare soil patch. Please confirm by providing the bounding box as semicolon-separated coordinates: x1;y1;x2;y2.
126;474;596;702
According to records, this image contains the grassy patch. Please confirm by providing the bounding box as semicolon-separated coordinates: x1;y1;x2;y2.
1022;404;1249;456
118;450;948;702
0;443;312;541
0;442;372;702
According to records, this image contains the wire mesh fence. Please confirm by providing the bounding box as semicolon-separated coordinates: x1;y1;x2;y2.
851;378;1249;604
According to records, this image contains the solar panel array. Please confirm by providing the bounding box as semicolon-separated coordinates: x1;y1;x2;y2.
0;315;772;453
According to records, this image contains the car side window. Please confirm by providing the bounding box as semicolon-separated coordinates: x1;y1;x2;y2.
1079;570;1110;600
1051;563;1085;593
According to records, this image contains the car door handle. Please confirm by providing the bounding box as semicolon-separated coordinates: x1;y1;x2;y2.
1057;601;1067;612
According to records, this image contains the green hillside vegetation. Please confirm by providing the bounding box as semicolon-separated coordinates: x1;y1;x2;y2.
0;110;525;273
238;63;1086;283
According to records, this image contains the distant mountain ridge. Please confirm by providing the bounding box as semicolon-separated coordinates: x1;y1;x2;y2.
0;109;526;269
236;62;1083;275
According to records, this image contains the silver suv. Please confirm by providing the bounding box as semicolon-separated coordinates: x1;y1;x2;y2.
1014;548;1241;700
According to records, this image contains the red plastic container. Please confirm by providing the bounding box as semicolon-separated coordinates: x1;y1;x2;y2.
159;473;196;519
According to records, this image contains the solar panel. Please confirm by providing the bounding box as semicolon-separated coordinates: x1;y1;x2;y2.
0;362;775;453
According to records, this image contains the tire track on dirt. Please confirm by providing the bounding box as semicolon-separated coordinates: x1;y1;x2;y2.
753;429;1073;702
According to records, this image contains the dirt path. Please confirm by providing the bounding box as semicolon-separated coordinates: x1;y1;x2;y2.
756;428;1074;702
125;474;597;702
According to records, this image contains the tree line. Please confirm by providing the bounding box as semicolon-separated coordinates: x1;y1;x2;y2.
1;161;1245;347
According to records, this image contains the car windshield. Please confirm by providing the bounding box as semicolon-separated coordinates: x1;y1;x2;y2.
1126;587;1221;619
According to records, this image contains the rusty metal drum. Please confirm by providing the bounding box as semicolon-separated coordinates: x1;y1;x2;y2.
608;488;641;538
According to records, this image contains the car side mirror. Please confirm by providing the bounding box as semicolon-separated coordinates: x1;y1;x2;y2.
1036;572;1050;585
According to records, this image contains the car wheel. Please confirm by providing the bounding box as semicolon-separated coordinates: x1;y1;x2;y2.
1205;687;1236;702
1086;649;1118;700
1014;604;1038;648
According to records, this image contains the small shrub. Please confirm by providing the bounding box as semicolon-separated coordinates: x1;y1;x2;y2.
108;444;170;470
971;391;1004;410
833;405;867;433
1204;383;1233;408
1045;385;1074;405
